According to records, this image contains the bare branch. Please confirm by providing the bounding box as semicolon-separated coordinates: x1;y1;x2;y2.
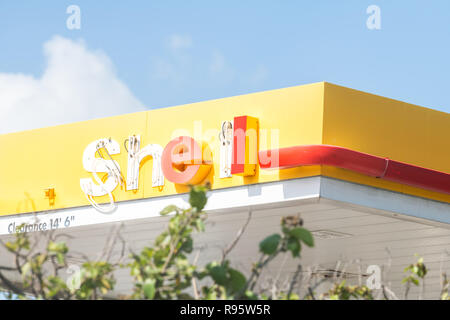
191;278;200;300
101;223;124;262
0;271;25;296
0;266;17;271
287;264;302;299
221;210;252;264
382;284;399;300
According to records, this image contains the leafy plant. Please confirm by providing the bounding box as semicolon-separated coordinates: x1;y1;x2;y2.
402;255;427;299
128;185;209;299
0;224;120;299
322;281;373;300
0;186;446;301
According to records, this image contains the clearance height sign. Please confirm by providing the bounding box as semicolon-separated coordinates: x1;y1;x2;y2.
0;82;449;216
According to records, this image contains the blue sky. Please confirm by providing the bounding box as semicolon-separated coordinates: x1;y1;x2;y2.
0;1;449;132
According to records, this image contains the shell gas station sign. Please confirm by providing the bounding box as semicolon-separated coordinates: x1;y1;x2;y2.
79;115;260;213
0;82;449;217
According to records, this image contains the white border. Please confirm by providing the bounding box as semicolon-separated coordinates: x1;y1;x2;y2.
1;176;448;236
0;177;321;235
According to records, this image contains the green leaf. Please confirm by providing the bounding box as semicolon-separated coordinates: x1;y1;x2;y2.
143;279;156;299
287;237;301;257
160;205;178;216
21;262;31;279
259;234;281;255
287;293;300;300
209;266;228;286
36;253;47;266
177;293;194;299
196;219;205;232
56;253;64;265
5;242;18;252
245;290;258;300
189;186;207;211
228;268;246;293
101;278;111;290
180;238;193;253
47;241;68;254
289;227;314;247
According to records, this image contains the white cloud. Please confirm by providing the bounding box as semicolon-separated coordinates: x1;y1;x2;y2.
0;36;144;134
154;59;177;81
152;34;194;84
151;35;266;96
208;50;235;84
167;34;192;51
209;51;226;74
247;65;269;86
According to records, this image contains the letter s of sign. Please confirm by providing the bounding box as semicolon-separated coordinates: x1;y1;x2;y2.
80;138;121;197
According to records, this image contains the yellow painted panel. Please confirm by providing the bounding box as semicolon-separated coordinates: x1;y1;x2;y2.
322;82;450;203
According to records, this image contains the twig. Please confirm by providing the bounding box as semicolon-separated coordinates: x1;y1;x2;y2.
191;250;201;300
441;273;449;299
0;271;24;296
308;286;316;300
0;266;17;271
115;232;127;265
381;284;389;300
191;278;200;300
221;210;252;264
249;254;278;292
382;285;399;300
304;278;328;300
287;264;302;299
161;212;197;274
101;223;124;262
404;282;410;300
